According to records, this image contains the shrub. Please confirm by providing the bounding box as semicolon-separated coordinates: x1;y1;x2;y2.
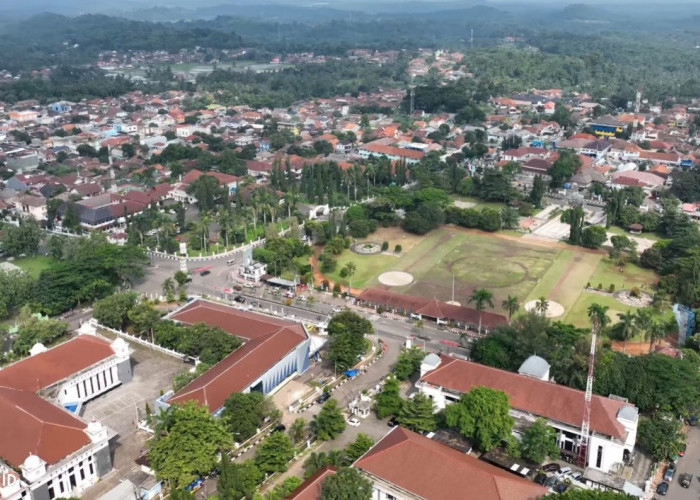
630;286;642;298
608;284;615;293
586;282;591;288
597;283;603;290
381;241;389;251
395;244;402;253
333;283;342;293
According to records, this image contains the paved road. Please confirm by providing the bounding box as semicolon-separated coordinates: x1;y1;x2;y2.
666;427;700;500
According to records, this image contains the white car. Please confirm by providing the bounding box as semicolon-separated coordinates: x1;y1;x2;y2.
332;306;344;313
347;417;361;427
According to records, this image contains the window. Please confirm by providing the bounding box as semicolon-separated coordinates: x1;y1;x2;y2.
596;445;603;469
48;486;55;500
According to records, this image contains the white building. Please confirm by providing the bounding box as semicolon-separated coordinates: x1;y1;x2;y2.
0;330;132;500
238;261;268;283
417;355;638;473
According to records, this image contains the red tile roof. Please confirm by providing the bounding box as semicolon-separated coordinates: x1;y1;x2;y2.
167;301;307;411
286;466;337;500
0;387;91;467
358;289;507;329
355;427;547;500
0;336;115;467
0;335;114;392
421;356;630;439
181;169;240;186
361;143;425;160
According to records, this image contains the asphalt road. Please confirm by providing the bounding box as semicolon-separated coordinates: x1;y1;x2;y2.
665;426;700;500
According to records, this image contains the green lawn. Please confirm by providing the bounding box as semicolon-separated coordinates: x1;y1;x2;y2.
564;291;627;328
587;258;657;293
328;227;560;312
525;251;601;310
9;256;53;278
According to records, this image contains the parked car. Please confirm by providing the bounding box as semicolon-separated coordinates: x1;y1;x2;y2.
347;417;361;427
316;392;331;404
558;466;572;477
553;483;568;494
680;472;692;488
688;415;698;426
542;463;560;473
534;473;547;485
656;481;669;496
332;306;344;313
570;472;583;482
234;295;246;303
272;424;286;433
544;476;557;488
387;417;399;427
200;270;211;276
663;463;676;482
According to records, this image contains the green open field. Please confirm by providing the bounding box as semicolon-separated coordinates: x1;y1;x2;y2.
323;226;661;323
6;256;53;278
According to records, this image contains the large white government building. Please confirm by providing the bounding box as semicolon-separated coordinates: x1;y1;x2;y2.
0;328;132;500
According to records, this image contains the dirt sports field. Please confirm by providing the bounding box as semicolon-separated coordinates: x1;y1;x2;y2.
319;226;658;325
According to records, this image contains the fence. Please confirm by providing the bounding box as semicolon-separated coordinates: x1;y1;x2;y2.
90;319;185;360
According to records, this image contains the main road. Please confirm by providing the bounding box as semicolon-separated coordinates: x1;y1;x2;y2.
134;253;472;357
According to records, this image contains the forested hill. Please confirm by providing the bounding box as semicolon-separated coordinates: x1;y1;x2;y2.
0;14;243;72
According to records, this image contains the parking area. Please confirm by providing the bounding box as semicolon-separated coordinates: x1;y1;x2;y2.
83;336;187;436
82;336;188;499
661;426;700;500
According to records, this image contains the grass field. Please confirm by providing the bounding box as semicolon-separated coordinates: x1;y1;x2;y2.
606;225;660;241
450;195;507;211
321;226;661;323
8;256;53;278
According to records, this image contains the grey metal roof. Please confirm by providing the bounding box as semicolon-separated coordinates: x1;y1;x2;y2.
422;353;441;367
617;405;638;422
517;355;550;379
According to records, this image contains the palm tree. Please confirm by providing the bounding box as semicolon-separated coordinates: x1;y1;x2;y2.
344;261;357;291
586;303;610;333
535;296;549;316
194;214;210;253
285;191;300;218
634;307;654;343
645;319;665;354
468;288;494;335
616;310;638;354
501;295;519;323
217;209;235;249
162;278;176;298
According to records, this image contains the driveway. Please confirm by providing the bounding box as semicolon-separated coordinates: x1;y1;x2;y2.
664;426;700;500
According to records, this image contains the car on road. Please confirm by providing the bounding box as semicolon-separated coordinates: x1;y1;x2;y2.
316;392;331;404
347;417;361;427
200;270;211;276
656;481;669;495
542;463;560;473
272;424;286;433
681;472;693;488
332;306;344;313
387;417;399;427
663;463;676;482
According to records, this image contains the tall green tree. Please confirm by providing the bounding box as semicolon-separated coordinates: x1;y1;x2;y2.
218;455;262;500
501;295;519;323
468;288;494;334
528;175;546;208
344;433;374;462
567;205;585;245
1;217;41;256
397;393;436;433
587;303;610;333
311;399;347;441
520;418;560;463
320;467;372;500
374;374;403;418
92;292;138;330
445;387;513;452
614;310;638;354
254;431;295;474
148;401;230;489
221;392;274;442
